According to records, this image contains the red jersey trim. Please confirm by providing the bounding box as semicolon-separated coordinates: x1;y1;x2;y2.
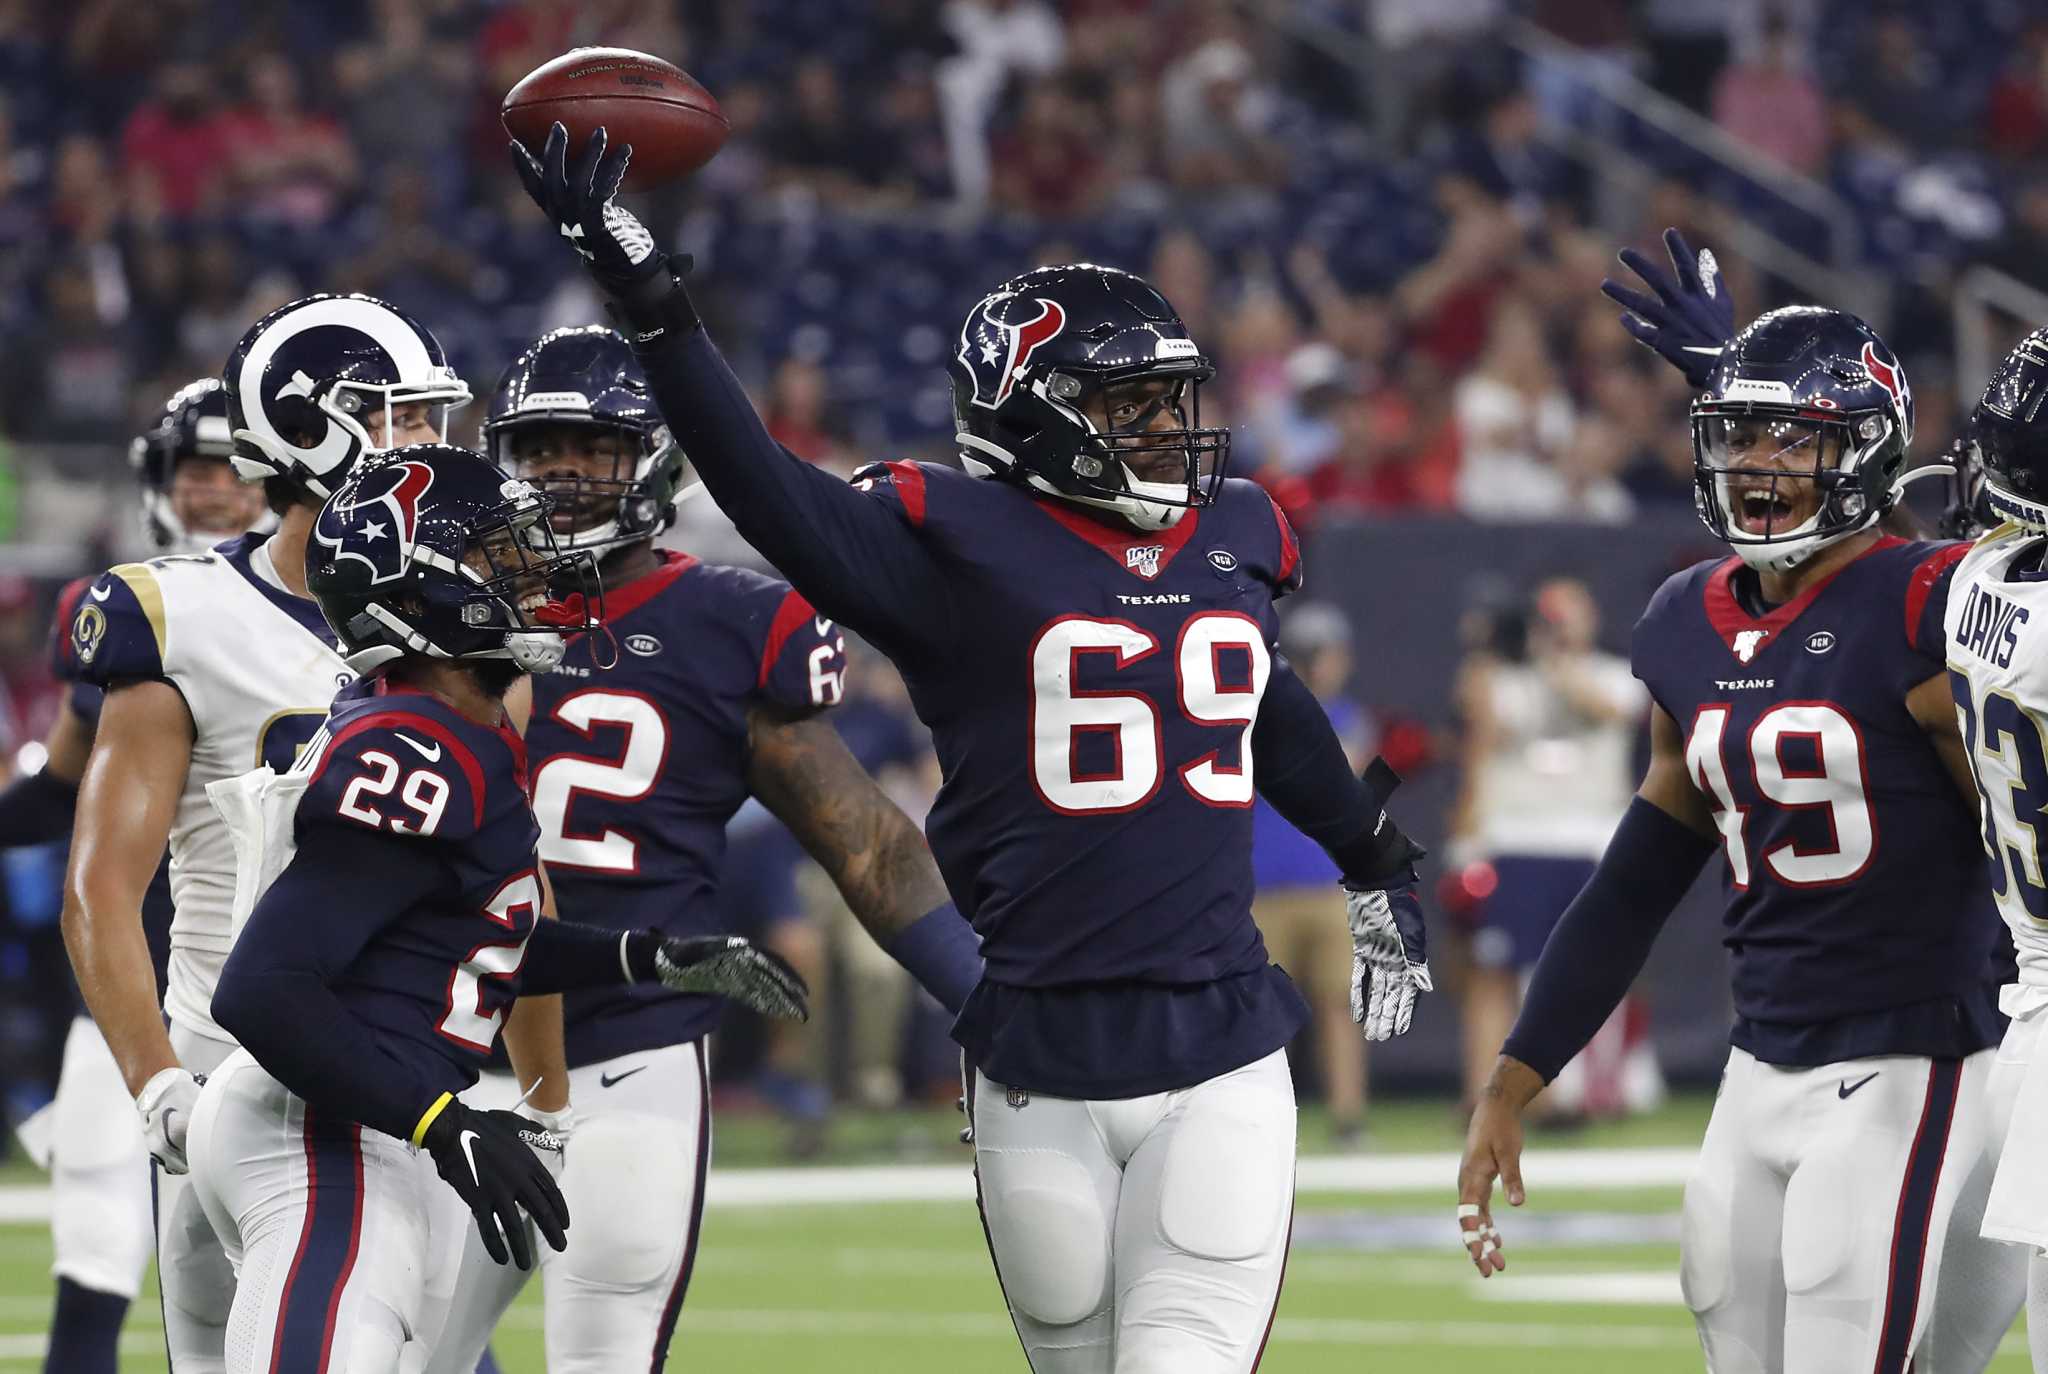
1903;542;1969;652
598;550;698;625
1701;536;1904;661
882;461;928;527
1268;493;1301;586
318;708;489;829
758;589;821;690
1031;498;1203;581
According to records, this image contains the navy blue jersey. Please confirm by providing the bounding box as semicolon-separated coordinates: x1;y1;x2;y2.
294;678;542;1092
527;552;845;1067
839;463;1309;1096
1633;536;2001;1064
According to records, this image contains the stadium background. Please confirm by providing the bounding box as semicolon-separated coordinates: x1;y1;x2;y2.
0;0;2039;1368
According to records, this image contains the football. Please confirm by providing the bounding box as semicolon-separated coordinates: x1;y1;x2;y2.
501;48;728;192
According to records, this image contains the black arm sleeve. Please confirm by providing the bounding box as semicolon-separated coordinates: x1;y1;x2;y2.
1500;796;1715;1082
626;310;949;658
518;919;654;995
0;768;77;848
1252;662;1421;886
211;825;452;1141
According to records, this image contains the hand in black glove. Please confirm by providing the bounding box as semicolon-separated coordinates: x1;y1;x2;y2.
651;934;811;1022
510;122;668;294
1599;227;1735;389
421;1100;569;1270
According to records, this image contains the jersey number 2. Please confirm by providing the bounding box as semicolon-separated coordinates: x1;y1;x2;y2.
531;690;668;873
439;871;539;1051
1030;613;1271;814
1685;702;1874;888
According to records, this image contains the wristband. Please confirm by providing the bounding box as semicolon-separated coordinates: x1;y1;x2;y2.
410;1091;454;1148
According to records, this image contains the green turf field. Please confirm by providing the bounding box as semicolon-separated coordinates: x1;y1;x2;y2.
0;1095;2027;1371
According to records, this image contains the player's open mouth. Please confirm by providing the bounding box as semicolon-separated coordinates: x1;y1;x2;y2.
1734;486;1805;535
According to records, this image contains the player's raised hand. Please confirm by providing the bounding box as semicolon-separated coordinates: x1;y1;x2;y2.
1345;882;1433;1040
1599;226;1735;389
510;122;666;292
1456;1058;1543;1277
421;1099;570;1270
655;934;811;1022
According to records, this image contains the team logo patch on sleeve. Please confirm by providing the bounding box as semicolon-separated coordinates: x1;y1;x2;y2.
71;602;106;665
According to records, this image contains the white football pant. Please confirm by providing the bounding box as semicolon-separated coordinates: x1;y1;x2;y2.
969;1048;1296;1374
1980;1001;2048;1370
186;1049;428;1374
33;1017;153;1300
156;1023;238;1372
419;1040;711;1373
1681;1046;2016;1373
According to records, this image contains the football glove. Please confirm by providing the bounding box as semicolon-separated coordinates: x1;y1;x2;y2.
511;122;670;297
1598;227;1735;389
1346;882;1434;1041
136;1066;204;1175
419;1098;569;1270
654;935;810;1023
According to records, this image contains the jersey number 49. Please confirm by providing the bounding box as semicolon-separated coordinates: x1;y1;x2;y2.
1685;702;1875;888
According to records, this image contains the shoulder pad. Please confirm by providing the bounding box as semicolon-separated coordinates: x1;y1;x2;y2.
69;564;171;686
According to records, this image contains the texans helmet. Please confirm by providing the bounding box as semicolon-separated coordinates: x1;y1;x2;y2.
1966;326;2048;534
224;293;471;502
308;444;601;675
950;263;1229;531
482;325;684;554
129;377;272;552
1691;306;1915;573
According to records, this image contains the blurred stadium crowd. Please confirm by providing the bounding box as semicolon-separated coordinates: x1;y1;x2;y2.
0;0;2040;1137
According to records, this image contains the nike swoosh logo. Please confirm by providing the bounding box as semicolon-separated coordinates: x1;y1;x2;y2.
88;584;111;601
458;1129;481;1183
599;1066;648;1089
1683;345;1725;355
394;732;442;762
1838;1072;1880;1100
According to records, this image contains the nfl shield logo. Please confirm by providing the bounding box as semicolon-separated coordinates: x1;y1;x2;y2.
1126;545;1164;580
1733;629;1768;663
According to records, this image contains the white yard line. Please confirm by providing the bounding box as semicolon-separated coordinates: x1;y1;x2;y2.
0;1146;1699;1222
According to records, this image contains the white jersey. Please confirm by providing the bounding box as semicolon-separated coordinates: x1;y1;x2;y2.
71;535;351;1045
1468;652;1645;858
1945;523;2048;1015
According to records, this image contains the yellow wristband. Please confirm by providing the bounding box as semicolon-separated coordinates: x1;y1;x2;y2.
410;1091;455;1149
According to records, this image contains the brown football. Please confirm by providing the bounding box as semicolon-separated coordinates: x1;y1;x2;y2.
502;48;728;192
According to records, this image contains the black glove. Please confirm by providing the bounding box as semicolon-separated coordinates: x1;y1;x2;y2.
1599;227;1735;389
633;933;811;1022
511;122;670;295
420;1100;569;1270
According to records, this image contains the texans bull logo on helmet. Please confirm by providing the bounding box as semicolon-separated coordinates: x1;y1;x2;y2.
314;459;435;585
958;293;1068;409
1861;341;1911;435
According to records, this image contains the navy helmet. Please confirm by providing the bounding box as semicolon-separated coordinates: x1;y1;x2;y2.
482;325;684;554
950;263;1229;531
1691;305;1915;572
129;377;271;552
308;444;601;675
224;293;471;502
1966;327;2048;534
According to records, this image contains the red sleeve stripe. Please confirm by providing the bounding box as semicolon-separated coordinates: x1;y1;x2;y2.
1269;493;1301;585
885;461;927;528
758;590;820;690
1903;543;1969;649
316;711;487;828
